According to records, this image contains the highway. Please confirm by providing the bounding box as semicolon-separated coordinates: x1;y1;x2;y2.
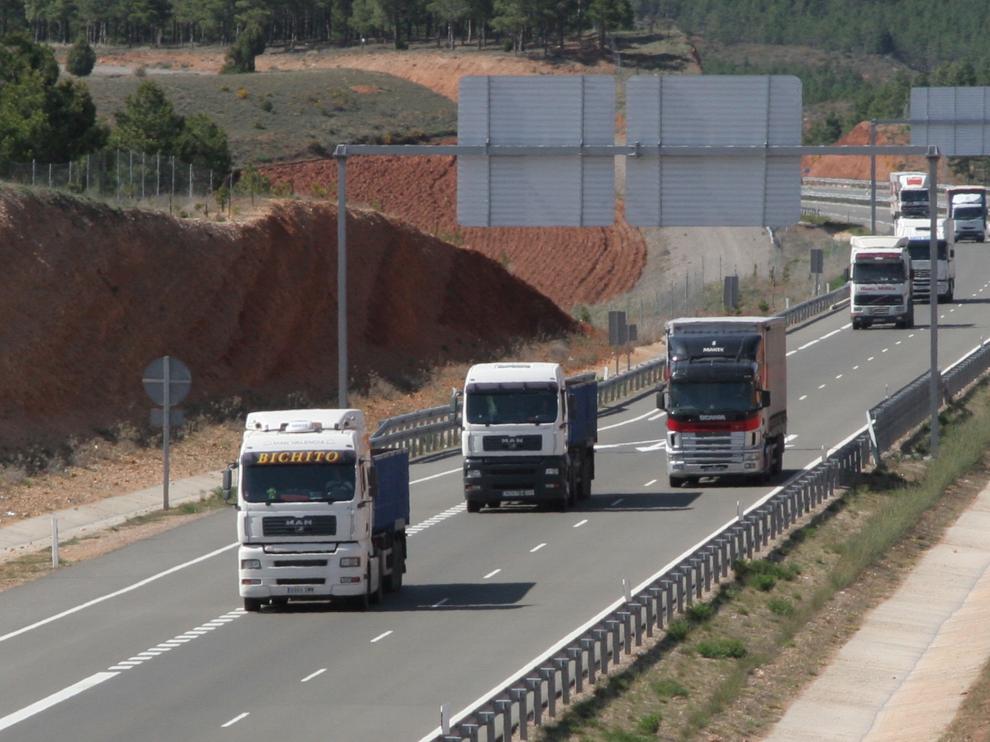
2;244;990;741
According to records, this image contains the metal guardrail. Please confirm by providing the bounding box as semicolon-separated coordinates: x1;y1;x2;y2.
428;336;990;742
372;290;850;458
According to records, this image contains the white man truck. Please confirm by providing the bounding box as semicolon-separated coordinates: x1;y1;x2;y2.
889;171;930;221
849;236;913;329
947;186;987;242
223;409;409;612
657;317;786;487
461;363;597;512
893;220;956;301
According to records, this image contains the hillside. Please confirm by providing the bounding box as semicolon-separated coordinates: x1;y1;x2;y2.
0;187;574;453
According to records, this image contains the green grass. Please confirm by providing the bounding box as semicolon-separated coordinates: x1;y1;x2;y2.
768;597;796;616
651;678;689;699
687;601;715;623
84;69;456;166
695;637;747;659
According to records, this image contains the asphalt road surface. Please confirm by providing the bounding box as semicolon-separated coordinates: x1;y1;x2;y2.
3;244;990;741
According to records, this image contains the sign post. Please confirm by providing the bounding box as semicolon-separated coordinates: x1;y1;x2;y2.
142;356;192;510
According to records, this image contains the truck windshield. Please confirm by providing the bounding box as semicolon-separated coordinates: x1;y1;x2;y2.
669;381;756;414
466;390;558;425
852;262;906;283
954;207;983;220
241;463;356;504
901;191;928;203
906;242;948;261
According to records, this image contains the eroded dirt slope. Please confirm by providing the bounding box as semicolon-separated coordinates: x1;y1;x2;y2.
803;121;924;180
261;156;648;308
0;189;574;452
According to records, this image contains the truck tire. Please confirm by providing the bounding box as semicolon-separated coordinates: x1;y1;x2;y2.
385;541;404;593
243;597;263;612
466;500;481;513
669;475;686;488
946;282;954;301
370;556;384;605
580;457;593;500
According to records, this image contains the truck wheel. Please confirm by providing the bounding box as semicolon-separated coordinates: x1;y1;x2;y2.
386;542;404;593
580;458;593;500
369;557;384;605
669;475;685;488
243;598;262;612
946;282;954;301
466;500;481;513
851;319;861;330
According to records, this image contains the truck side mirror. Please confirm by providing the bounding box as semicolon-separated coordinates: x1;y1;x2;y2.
221;463;237;503
759;390;772;409
450;388;462;415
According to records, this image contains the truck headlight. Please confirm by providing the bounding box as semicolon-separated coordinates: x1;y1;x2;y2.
340;556;361;568
744;452;760;462
544;467;560;476
466;469;481;479
240;559;261;570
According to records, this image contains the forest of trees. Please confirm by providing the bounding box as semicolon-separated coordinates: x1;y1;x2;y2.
0;0;633;54
659;0;990;73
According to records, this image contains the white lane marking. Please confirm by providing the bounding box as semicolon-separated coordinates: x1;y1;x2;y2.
222;712;249;728
301;668;326;683
882;348;889;353
852;365;859;370
785;434;798;442
841;322;852;329
797;339;819;350
115;660;143;666
896;341;902;345
647;412;665;421
786;350;797;357
108;666;135;671
940;314;946;320
835;374;843;380
0;542;238;645
596;438;666;450
799;394;808;401
644;479;657;487
407;502;467;536
370;630;393;644
909;334;915;338
599;408;661;431
573;519;588;528
410;468;461;486
950;309;956;313
0;672;118;733
530;543;547;553
820;328;843;340
483;569;501;580
431;598;449;608
868;356;875;361
610;498;624;507
634;441;667;452
818;384;827;390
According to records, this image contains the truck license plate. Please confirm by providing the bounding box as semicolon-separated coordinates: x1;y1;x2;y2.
502;489;535;497
286;586;315;595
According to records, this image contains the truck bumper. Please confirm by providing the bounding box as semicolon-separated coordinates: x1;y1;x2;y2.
238;543;367;600
463;455;568;505
850;304;910;325
666;445;766;476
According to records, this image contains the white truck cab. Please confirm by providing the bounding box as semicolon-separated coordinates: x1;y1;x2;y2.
849;236;913;329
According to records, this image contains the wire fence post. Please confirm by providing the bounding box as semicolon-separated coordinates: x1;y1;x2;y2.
156;153;161;197
188;162;193;201
51;516;59;568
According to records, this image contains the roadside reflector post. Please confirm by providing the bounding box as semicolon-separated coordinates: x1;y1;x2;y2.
927;146;941;457
51;516;59;568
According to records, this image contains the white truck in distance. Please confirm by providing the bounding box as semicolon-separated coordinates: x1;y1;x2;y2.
889;171;929;221
224;409;409;612
849;236;913;329
461;363;596;512
947;186;987;242
657;317;786;487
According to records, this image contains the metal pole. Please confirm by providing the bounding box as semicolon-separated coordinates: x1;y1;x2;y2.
337;155;348;407
163;356;171;510
51;516;59;568
928;148;940;456
870;120;877;234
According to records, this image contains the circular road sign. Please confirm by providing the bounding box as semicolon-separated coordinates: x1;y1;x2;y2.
142;356;192;407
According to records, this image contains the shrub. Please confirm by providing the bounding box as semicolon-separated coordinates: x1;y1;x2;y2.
222;24;266;73
768;597;795;616
696;637;747;659
260;98;274;113
687;601;715;623
66;38;96;76
753;573;777;591
636;713;661;734
666;619;691;642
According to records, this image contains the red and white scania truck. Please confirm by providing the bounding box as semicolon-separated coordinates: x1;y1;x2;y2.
657;317;787;487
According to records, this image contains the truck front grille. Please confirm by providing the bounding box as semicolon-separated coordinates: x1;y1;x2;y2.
262;516;336;537
855;293;903;306
275;578;326;585
273;559;328;568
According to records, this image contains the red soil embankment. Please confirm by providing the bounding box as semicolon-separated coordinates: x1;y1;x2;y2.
262;156;647;309
0;189;574;450
802;121;926;181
